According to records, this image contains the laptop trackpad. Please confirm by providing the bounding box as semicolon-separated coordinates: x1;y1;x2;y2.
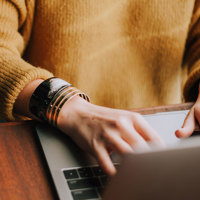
143;110;189;146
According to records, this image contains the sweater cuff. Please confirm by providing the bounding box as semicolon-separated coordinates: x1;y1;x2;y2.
0;54;53;121
4;68;53;121
183;59;200;102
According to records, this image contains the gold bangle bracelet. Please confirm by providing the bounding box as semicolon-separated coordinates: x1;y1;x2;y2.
51;89;80;126
46;86;90;127
46;87;75;123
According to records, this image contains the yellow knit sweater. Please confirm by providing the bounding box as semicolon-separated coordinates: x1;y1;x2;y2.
0;0;200;121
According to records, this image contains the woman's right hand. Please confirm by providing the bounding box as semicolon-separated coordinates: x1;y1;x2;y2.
14;79;164;176
57;96;164;176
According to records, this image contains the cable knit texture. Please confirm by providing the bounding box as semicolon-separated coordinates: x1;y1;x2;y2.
0;0;200;121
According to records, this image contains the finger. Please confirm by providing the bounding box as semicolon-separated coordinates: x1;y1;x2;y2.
175;108;195;138
132;114;164;146
94;143;116;176
127;128;150;150
104;129;133;154
194;103;200;126
116;117;148;147
192;87;200;128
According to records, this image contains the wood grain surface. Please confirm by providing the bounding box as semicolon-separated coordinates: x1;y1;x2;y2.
0;121;58;200
132;102;194;115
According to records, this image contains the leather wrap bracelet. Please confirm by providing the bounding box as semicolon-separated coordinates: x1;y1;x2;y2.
29;77;90;126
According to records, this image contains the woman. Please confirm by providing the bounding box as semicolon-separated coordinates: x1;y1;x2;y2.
0;0;199;175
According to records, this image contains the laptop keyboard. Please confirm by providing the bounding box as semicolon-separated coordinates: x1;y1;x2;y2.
63;164;119;200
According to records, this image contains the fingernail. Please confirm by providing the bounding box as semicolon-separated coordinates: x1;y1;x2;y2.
175;129;182;138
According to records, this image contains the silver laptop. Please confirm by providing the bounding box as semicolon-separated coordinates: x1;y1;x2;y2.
103;137;200;200
36;109;200;200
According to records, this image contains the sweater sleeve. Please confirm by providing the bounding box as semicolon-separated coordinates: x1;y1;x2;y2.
183;0;200;101
0;0;53;121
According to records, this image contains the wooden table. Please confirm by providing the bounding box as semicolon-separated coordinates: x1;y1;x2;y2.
0;103;194;200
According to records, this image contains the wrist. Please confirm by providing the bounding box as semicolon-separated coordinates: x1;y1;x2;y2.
57;95;91;133
28;77;90;125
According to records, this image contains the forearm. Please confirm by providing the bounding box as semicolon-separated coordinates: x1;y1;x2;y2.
13;78;87;122
14;79;44;119
183;3;200;101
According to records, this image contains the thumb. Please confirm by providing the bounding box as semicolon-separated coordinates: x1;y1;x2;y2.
175;108;195;138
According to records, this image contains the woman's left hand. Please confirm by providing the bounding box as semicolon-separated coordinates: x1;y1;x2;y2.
175;83;200;138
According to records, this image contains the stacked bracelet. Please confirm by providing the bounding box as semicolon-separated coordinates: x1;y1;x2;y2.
29;77;90;126
46;86;89;127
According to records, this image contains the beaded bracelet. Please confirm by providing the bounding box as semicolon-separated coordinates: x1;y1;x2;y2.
29;77;90;126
